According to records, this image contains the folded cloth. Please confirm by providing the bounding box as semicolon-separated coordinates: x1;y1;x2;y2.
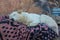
0;16;58;40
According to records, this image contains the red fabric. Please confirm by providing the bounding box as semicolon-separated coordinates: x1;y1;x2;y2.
0;16;58;40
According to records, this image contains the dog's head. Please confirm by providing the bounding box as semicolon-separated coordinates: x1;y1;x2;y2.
9;11;27;23
9;11;22;21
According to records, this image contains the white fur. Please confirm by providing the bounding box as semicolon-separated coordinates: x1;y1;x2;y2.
40;14;59;35
9;11;59;35
9;11;21;21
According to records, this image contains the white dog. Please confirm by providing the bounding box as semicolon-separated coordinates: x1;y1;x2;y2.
9;11;59;35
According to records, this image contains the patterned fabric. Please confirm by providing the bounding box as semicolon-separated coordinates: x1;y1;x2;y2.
0;16;58;40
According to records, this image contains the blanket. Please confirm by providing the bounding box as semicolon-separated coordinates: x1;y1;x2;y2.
0;16;58;40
